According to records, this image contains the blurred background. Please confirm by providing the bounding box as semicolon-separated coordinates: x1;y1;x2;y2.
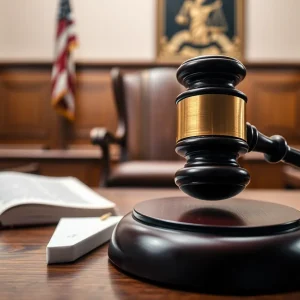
1;0;300;189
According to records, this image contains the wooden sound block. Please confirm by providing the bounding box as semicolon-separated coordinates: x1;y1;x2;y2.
108;197;300;295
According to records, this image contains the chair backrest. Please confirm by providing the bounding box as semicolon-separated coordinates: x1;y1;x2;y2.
112;68;185;161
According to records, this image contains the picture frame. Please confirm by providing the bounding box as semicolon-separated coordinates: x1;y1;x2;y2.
156;0;244;62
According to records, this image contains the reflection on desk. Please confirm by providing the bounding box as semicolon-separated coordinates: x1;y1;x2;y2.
1;188;300;300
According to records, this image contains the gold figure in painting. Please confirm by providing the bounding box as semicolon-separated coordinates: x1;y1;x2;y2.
160;0;241;59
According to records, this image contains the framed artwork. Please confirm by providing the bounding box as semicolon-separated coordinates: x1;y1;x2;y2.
156;0;244;62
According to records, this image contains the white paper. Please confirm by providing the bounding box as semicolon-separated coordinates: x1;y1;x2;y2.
46;216;122;264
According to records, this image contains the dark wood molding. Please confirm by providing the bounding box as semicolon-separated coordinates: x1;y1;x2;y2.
0;149;101;160
3;61;300;71
0;145;120;160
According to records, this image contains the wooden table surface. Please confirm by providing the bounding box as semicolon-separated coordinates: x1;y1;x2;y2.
1;188;300;300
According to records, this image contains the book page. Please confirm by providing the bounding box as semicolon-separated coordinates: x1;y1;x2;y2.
0;172;115;215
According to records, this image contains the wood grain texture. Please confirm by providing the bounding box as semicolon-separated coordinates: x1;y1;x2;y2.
1;188;300;299
1;65;300;147
67;71;117;145
242;161;284;189
0;69;117;148
242;71;300;144
0;147;121;187
0;158;100;187
0;70;53;146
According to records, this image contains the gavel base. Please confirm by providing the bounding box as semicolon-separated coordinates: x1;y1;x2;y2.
108;197;300;295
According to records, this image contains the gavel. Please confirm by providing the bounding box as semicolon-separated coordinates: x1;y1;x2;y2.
175;56;300;200
109;56;300;294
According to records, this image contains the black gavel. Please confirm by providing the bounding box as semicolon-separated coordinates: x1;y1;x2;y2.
175;56;300;200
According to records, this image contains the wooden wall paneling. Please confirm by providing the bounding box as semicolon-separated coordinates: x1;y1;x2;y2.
238;70;300;189
0;70;53;147
242;160;284;189
47;110;70;149
66;71;118;145
0;78;4;132
245;71;300;144
0;157;101;187
1;64;300;189
38;160;101;186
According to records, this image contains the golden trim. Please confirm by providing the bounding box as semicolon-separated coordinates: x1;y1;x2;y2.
176;94;246;141
51;90;75;121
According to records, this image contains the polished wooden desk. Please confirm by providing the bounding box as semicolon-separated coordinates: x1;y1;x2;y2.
1;188;300;300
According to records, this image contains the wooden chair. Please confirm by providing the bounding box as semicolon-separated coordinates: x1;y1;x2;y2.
91;68;185;187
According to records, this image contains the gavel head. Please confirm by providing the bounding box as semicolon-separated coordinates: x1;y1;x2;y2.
175;55;250;200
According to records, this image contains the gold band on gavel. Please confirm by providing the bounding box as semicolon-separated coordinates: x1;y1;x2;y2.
176;94;246;142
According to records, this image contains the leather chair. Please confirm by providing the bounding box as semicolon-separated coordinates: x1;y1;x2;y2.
91;68;185;187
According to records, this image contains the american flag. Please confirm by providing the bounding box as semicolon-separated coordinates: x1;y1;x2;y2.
51;0;77;121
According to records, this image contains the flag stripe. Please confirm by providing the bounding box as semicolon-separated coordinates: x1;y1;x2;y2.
51;0;77;121
55;23;76;57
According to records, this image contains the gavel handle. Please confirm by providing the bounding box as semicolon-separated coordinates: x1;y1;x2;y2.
246;123;300;167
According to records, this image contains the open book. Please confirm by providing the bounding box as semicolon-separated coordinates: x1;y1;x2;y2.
0;172;116;227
